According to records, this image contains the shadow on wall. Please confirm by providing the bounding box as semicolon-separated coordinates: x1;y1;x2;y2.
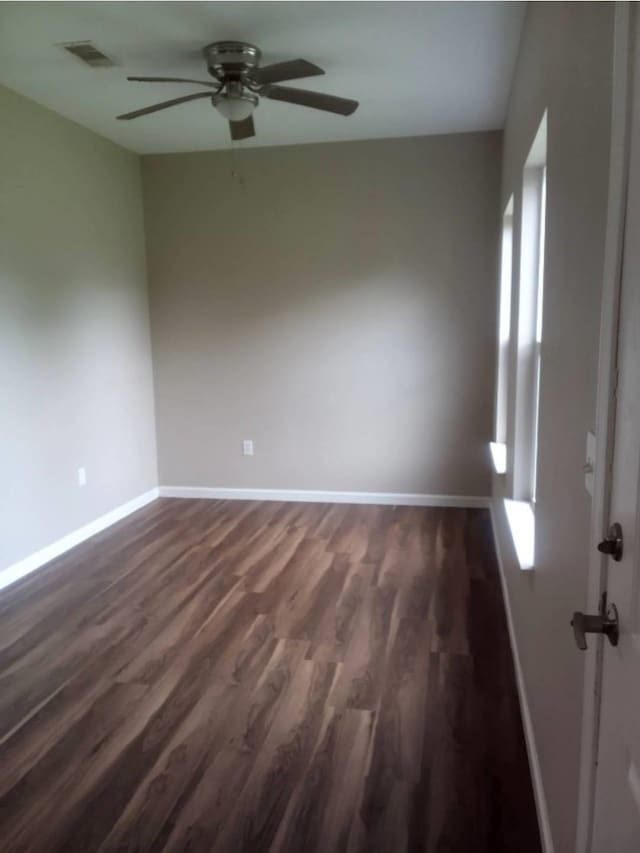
143;133;501;494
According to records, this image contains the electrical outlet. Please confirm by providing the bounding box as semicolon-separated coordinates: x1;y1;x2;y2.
243;439;254;457
77;467;87;487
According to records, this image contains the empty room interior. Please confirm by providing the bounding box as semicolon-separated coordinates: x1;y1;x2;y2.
2;1;640;851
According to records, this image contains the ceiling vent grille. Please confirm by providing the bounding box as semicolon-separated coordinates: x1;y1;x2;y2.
60;42;115;68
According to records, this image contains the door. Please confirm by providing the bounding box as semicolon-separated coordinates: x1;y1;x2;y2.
591;7;640;850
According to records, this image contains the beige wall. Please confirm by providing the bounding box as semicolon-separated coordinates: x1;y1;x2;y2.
0;85;158;571
143;132;501;495
492;4;614;851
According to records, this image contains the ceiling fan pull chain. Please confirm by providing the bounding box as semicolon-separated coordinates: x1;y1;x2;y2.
229;141;245;186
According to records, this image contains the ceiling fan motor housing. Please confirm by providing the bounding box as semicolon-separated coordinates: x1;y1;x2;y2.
204;42;261;83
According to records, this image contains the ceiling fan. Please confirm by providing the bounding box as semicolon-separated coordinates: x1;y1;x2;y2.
117;41;359;140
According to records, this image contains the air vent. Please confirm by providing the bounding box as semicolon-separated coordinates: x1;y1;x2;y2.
60;41;115;68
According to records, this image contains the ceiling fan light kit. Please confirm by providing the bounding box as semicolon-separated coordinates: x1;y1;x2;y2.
212;80;258;122
117;40;359;141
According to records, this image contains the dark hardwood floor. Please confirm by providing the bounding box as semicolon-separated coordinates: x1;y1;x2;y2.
0;499;541;852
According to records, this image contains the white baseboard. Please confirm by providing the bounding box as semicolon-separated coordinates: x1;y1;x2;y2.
0;487;160;595
489;502;555;853
158;485;490;508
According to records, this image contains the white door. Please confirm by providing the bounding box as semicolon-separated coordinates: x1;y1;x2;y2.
591;8;640;850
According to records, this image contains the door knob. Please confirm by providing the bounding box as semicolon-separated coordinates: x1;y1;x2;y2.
571;602;619;650
597;522;623;561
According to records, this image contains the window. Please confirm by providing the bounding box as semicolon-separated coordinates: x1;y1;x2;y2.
506;112;547;570
491;197;514;475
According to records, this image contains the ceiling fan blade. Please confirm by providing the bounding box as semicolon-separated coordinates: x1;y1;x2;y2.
128;76;218;87
261;85;358;116
117;91;211;120
229;115;256;141
253;59;324;86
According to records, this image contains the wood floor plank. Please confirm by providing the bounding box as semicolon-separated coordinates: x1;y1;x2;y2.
329;582;397;711
271;705;375;853
160;638;313;852
0;500;541;853
214;658;338;853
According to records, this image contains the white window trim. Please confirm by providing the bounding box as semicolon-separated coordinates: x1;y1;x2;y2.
491;197;514;475
531;167;547;503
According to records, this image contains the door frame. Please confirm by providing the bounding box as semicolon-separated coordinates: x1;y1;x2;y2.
575;3;635;850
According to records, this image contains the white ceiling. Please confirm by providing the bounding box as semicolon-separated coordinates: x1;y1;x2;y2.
0;1;525;154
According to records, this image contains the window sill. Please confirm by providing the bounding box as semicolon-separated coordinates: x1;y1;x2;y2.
504;499;535;570
490;442;507;475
